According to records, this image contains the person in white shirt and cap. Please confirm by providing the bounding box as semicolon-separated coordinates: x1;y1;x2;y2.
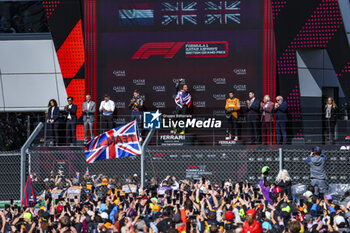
99;94;115;132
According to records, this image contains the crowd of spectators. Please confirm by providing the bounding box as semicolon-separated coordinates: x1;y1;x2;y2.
0;113;28;151
2;159;350;233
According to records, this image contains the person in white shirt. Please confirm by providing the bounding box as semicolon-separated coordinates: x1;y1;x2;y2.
99;94;115;132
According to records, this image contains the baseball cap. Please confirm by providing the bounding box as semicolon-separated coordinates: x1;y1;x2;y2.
281;203;291;213
261;166;270;174
262;222;272;230
101;212;109;220
313;147;322;154
150;197;158;204
303;191;313;198
41;212;49;222
335;215;346;226
275;187;282;193
225;211;234;221
56;205;64;213
246;209;257;218
23;212;32;221
304;214;313;222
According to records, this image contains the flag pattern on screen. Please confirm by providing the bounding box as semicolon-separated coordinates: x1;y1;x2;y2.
119;4;154;26
85;121;141;163
175;90;192;108
161;2;198;25
205;1;240;24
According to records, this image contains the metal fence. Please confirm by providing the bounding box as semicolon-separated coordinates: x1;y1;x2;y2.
2;112;350;151
0;146;349;201
0;150;21;201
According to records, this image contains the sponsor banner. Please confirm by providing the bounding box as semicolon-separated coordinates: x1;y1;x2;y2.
133;79;146;85
153;102;166;108
115;117;127;125
113;86;126;93
51;189;65;199
185;41;228;58
186;165;213;180
153;85;166;92
213;94;226;100
159;134;192;146
115;102;126;108
122;184;138;193
113;70;126;77
213;78;226;84
193;101;206;108
193;85;206;91
233;68;247;75
234;84;247;91
65;186;82;199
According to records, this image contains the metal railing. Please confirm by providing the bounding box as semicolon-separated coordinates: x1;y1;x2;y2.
0;143;349;201
1;112;348;149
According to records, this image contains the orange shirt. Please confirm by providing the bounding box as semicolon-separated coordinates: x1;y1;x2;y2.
225;98;240;118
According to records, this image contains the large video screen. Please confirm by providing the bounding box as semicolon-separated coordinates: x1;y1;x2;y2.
97;0;264;116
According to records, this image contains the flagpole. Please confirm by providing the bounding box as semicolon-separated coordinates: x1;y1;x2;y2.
141;128;155;189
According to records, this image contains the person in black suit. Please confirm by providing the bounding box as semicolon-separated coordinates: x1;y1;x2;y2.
246;91;261;144
64;97;77;146
46;99;60;146
324;97;338;144
273;95;288;144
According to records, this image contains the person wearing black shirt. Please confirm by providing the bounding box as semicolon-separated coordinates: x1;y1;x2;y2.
246;91;261;144
46;99;60;146
64;97;77;146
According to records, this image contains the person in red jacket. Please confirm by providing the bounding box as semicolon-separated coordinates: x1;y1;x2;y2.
242;209;263;233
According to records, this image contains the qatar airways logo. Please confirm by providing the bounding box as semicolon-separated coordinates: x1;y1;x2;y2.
132;41;229;59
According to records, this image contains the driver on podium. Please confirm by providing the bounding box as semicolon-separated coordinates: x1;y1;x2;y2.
225;90;240;140
174;78;192;134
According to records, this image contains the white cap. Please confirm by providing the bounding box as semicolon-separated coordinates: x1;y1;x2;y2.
303;191;313;198
101;212;109;219
335;216;346;226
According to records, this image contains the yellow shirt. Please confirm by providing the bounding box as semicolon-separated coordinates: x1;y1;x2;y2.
225;98;240;118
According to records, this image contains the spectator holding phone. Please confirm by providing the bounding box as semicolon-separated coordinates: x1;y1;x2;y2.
306;146;328;195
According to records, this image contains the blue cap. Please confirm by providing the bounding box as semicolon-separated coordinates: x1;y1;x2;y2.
262;221;272;230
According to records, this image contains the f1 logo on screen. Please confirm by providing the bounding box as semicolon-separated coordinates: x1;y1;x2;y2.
143;110;162;129
132;41;229;59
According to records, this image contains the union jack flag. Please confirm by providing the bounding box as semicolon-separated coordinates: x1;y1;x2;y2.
85;121;141;164
205;1;240;24
175;90;192;108
161;2;197;25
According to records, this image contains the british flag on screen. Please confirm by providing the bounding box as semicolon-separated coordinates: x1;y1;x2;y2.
161;2;197;25
85;121;141;164
205;1;240;24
